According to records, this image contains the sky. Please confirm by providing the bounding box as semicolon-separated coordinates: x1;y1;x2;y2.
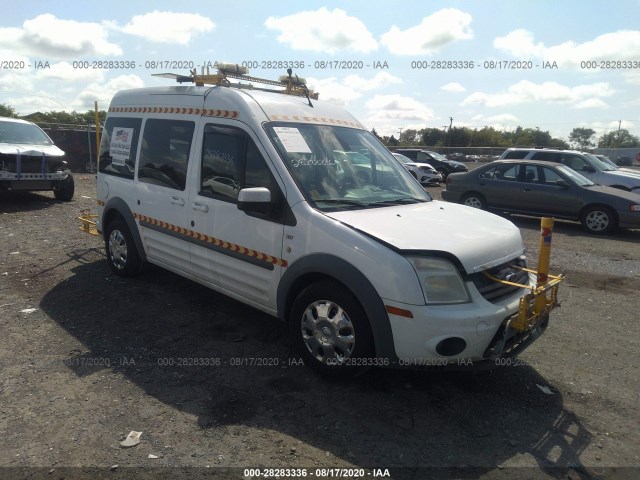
1;0;639;142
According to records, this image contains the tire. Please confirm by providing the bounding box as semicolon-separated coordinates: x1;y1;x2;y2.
53;174;74;201
289;280;374;378
460;192;487;210
105;218;143;277
437;168;448;179
581;205;616;234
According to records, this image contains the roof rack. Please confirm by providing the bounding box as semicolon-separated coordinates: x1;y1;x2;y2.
152;62;319;101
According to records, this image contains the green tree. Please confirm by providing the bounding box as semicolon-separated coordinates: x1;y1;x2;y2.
398;129;421;146
598;129;640;148
0;103;19;118
569;127;596;149
421;128;446;147
386;135;399;146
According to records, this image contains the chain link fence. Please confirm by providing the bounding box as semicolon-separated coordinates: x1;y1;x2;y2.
39;123;101;173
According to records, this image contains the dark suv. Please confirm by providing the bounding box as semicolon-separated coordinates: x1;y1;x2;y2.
394;149;468;178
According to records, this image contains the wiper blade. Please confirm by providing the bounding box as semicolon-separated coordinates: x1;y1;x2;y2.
374;197;426;205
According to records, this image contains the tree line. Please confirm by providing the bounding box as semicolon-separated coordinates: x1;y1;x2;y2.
374;125;640;150
2;103;638;149
0;104;106;127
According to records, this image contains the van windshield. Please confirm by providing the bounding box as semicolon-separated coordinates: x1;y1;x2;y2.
265;123;431;211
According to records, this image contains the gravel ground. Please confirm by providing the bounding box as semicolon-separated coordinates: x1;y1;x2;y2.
0;174;639;480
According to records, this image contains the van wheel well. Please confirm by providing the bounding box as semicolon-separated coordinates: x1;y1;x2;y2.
102;209;124;239
285;273;336;321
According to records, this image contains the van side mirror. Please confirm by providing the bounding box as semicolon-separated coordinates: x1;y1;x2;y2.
237;187;272;213
555;179;569;188
582;165;595;173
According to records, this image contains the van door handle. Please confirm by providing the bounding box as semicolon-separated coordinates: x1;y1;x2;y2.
192;202;209;213
170;196;185;206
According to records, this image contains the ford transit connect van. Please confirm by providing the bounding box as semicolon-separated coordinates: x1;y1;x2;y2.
96;65;558;377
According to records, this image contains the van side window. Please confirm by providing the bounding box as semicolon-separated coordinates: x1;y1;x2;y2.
138;119;194;191
200;127;243;200
99;117;142;179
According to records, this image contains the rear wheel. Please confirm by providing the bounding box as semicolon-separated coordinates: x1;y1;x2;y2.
581;205;616;234
460;192;487;210
289;280;374;378
105;219;143;277
53;175;74;201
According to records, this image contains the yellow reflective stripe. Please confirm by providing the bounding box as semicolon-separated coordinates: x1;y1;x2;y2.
108;106;239;118
133;212;287;268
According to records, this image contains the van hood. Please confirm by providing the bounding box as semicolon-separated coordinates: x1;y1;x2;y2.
0;144;64;157
325;200;525;274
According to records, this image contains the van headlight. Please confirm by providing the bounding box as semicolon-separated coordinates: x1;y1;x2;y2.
407;256;470;304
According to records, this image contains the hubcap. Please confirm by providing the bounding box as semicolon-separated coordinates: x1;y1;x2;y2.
586;211;609;232
301;300;355;365
108;229;128;270
464;197;482;208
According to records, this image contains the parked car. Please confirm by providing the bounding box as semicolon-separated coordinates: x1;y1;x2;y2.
447;152;466;162
0;116;74;200
594;154;637;174
392;152;441;186
442;159;640;234
42;126;99;173
394;148;467;178
500;147;640;193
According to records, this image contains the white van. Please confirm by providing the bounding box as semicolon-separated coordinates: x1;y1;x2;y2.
96;66;557;376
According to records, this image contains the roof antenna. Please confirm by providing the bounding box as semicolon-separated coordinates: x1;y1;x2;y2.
288;68;313;108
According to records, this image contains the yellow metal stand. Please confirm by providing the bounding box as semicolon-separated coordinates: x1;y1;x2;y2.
483;217;564;333
79;212;98;236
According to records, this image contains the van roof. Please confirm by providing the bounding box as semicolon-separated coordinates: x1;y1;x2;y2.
108;85;364;129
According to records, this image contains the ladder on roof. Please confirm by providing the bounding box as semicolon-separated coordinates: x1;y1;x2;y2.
153;62;319;100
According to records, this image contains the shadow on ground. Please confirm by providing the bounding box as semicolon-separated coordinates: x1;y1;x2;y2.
39;253;597;479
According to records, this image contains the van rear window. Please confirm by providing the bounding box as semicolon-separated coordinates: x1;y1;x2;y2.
98;117;142;179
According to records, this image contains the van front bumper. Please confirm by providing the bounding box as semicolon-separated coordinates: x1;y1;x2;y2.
382;279;556;369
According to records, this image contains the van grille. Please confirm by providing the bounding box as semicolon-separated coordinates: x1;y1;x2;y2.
470;258;530;303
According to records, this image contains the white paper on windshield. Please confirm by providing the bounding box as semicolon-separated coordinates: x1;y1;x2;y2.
273;127;312;153
110;127;134;166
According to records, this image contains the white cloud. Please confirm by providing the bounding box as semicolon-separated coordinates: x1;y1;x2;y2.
307;72;402;106
265;8;377;54
363;94;435;135
441;82;466;93
75;75;145;111
37;62;104;83
471;113;519;130
494;29;640;66
380;9;472;55
0;14;121;58
462;80;614;108
120;11;215;45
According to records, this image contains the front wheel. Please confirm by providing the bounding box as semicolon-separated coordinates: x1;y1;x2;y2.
53;175;74;201
581;205;616;234
289;280;374;378
105;219;143;277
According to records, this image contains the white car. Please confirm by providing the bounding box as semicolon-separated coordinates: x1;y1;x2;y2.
95;64;557;377
0;117;74;200
392;153;442;186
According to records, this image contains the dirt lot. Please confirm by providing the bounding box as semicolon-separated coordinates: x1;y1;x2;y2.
1;175;639;480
